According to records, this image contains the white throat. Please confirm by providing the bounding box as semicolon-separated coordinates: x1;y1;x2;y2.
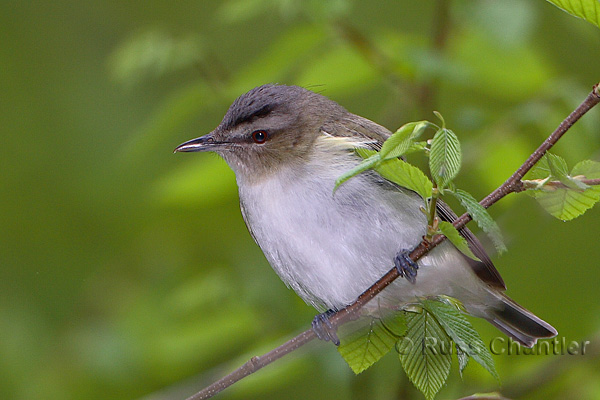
237;142;427;310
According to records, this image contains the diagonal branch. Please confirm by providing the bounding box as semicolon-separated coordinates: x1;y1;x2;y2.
185;83;600;400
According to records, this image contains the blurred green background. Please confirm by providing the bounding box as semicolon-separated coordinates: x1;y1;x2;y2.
2;1;600;399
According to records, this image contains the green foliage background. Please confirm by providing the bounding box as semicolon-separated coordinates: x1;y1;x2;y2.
2;1;600;399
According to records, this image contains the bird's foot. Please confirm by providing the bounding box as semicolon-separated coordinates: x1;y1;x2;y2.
312;309;340;346
394;249;419;284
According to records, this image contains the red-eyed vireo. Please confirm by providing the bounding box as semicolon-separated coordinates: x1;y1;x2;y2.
175;84;556;347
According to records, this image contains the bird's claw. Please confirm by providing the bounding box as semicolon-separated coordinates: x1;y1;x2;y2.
312;310;340;346
395;249;419;284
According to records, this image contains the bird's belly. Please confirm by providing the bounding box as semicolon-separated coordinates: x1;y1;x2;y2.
239;169;433;310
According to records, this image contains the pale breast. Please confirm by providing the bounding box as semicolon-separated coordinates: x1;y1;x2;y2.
238;157;428;311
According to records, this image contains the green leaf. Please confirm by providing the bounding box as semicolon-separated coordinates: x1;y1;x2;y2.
572;159;600;180
380;121;430;160
399;309;452;400
527;153;552;180
421;299;499;381
546;153;585;190
564;157;593;190
545;0;600;29
529;152;589;188
528;158;600;221
530;185;593;220
456;344;469;377
375;158;433;201
334;152;380;190
546;152;568;177
381;312;409;337
405;140;429;155
529;153;586;189
338;315;405;374
450;189;507;254
437;221;479;261
429;127;462;190
335;146;433;203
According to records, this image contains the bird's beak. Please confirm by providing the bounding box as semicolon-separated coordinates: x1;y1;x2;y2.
174;132;220;153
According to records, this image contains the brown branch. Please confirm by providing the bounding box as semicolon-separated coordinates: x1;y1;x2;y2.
185;331;316;400
184;83;600;400
521;177;600;191
584;178;600;186
456;395;511;400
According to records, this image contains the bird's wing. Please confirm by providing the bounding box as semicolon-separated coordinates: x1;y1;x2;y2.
325;113;506;290
435;200;505;289
321;114;389;151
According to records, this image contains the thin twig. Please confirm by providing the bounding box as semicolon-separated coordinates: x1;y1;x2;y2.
186;331;315;400
583;178;600;186
185;83;600;400
520;177;600;191
456;395;511;400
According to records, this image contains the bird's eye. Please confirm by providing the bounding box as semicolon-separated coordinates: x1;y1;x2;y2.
251;130;268;144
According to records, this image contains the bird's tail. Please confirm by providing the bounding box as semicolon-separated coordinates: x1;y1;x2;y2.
486;294;557;348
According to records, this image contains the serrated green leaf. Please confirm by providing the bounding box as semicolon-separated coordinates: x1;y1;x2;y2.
572;159;600;179
421;299;499;381
380;311;409;337
399;309;452;400
405;141;429;155
546;153;584;190
546;153;589;190
529;153;584;189
356;147;377;159
375;158;433;201
528;158;600;221
530;186;600;220
527;155;551;181
334;152;380;190
545;0;600;29
429;127;461;190
380;121;430;160
336;146;433;203
338;315;404;374
546;152;569;178
571;159;600;189
456;344;469;377
450;189;507;254
437;221;479;261
528;153;575;188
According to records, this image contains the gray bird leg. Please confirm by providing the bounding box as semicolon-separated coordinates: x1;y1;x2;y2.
394;249;419;284
311;309;340;346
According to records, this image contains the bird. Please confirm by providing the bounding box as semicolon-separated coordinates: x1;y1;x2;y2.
175;84;557;347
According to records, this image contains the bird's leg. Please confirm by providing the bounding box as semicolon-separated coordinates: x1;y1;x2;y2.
394;249;419;284
311;309;340;346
